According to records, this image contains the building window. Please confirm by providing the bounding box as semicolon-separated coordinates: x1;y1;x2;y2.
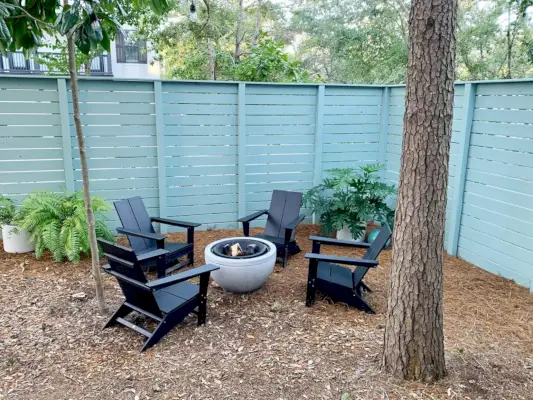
116;31;148;64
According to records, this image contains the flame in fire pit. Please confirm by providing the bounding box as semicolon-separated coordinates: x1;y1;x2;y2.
223;242;258;257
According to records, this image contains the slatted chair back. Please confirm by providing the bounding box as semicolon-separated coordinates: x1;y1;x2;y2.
353;225;392;285
98;239;161;316
264;190;303;240
114;197;157;254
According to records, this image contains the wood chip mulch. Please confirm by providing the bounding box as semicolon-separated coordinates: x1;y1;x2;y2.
1;225;532;400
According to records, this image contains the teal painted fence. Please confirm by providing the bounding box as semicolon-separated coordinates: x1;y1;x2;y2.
0;76;532;291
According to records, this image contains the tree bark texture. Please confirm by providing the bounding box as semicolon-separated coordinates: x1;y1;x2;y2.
67;36;106;313
382;0;457;382
251;0;261;48
234;0;244;61
207;38;216;80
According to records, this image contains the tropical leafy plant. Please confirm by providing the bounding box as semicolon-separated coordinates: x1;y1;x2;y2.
304;164;396;238
14;191;114;263
0;195;15;226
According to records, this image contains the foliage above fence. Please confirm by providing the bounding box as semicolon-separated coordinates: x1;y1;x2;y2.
0;76;532;291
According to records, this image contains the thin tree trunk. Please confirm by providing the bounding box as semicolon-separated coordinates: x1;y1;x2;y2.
207;38;216;80
234;0;244;61
251;0;261;48
382;0;457;382
67;35;106;313
506;5;512;78
85;55;92;76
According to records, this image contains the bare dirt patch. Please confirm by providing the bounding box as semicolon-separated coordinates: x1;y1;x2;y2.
1;225;532;399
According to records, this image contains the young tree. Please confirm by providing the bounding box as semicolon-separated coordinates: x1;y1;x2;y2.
1;0;168;313
381;0;458;381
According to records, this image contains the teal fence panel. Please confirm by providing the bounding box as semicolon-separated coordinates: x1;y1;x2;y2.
244;84;316;226
0;78;66;203
322;86;382;171
69;80;159;230
457;81;533;289
163;81;239;230
0;75;532;291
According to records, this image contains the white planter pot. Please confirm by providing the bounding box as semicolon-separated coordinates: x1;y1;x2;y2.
336;225;366;242
2;224;35;253
205;237;277;293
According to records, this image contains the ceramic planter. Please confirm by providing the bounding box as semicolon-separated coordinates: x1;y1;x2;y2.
2;224;35;253
336;224;366;241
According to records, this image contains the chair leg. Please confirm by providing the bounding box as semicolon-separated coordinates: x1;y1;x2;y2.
197;272;210;325
282;245;289;268
188;251;194;267
350;292;375;314
141;303;194;352
141;317;175;352
156;257;166;278
288;241;301;255
104;303;131;329
360;281;372;293
306;259;318;307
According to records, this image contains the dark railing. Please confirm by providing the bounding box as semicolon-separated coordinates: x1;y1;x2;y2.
0;51;113;76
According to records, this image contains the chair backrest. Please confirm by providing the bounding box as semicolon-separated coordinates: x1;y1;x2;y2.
114;197;156;254
264;190;303;240
98;238;161;316
353;224;393;285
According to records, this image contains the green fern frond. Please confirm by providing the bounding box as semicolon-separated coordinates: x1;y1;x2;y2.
16;190;114;263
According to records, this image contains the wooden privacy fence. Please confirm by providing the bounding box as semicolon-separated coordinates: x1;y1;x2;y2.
0;76;532;291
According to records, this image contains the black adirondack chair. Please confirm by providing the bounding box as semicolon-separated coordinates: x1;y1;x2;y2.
237;190;305;268
98;239;219;352
114;197;201;278
305;224;392;314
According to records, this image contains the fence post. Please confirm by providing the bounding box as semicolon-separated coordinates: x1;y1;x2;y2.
378;87;390;181
237;83;246;219
446;83;476;256
57;78;74;193
312;85;325;223
154;81;167;233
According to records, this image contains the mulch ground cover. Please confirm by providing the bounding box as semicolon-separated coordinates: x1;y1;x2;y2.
1;225;532;399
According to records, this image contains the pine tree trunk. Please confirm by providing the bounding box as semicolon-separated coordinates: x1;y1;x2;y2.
234;0;244;62
506;5;512;79
251;0;261;48
207;39;216;80
67;36;106;314
382;0;457;382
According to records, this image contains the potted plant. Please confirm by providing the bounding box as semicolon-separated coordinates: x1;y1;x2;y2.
304;164;396;241
15;190;115;262
0;195;35;253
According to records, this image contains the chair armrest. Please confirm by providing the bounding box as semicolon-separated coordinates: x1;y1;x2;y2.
117;227;167;241
237;210;268;223
285;214;305;231
102;256;151;291
151;217;201;228
305;253;378;268
136;248;169;262
309;236;371;249
146;264;220;289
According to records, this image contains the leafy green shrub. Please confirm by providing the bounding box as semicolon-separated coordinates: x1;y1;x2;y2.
304;164;396;238
14;191;114;263
0;195;16;226
235;33;309;82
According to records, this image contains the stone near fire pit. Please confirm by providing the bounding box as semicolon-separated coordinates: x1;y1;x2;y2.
204;237;276;293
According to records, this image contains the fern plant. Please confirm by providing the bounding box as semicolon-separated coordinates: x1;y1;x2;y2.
0;195;16;226
304;164;396;237
14;191;114;263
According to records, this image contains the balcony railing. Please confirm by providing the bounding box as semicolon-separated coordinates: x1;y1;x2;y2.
0;51;113;76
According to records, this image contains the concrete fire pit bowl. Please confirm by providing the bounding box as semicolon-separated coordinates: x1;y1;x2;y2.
204;237;276;293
